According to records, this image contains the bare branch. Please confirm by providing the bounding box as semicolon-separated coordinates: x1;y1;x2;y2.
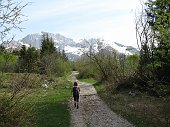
0;0;31;42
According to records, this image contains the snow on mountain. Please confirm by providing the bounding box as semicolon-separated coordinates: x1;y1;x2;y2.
64;46;82;56
77;39;139;55
19;41;30;48
22;32;76;49
105;41;133;55
1;32;139;60
1;40;30;51
22;33;41;48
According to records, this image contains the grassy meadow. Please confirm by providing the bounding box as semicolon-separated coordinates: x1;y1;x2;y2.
0;73;72;127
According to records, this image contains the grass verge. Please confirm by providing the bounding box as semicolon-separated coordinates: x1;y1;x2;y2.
23;77;72;127
0;74;72;127
94;83;170;127
78;78;97;84
80;78;170;127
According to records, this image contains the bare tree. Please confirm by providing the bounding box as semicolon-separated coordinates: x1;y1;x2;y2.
0;0;30;42
0;1;34;126
135;3;157;78
81;39;123;82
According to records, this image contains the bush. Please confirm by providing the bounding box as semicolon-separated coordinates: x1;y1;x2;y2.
0;91;33;127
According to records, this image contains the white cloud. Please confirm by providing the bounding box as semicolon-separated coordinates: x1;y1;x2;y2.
14;0;144;47
25;0;140;22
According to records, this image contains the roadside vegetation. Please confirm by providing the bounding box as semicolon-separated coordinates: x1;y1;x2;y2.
78;78;97;84
0;2;72;125
78;77;169;127
93;82;170;127
0;73;72;127
0;0;170;126
0;34;72;126
23;76;72;127
75;0;170;127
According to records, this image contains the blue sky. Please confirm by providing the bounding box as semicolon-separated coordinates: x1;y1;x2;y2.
13;0;144;47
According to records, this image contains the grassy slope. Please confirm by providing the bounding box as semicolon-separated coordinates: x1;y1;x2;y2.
80;78;170;127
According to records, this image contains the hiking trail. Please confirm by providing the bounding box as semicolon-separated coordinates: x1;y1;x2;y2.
69;71;134;127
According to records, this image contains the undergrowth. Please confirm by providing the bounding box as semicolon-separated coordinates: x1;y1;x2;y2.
80;77;170;127
0;73;72;127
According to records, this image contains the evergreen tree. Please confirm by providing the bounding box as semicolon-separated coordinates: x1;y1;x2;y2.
146;0;170;82
26;47;39;72
40;34;56;75
19;45;27;72
18;45;39;72
0;45;5;54
61;49;68;61
39;33;71;76
135;0;170;96
40;34;56;57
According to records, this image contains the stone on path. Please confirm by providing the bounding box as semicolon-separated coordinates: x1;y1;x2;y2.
69;71;134;127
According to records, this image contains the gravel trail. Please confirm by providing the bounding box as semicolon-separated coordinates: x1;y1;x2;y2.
69;71;134;127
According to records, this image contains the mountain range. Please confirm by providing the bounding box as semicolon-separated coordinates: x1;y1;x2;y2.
2;32;139;60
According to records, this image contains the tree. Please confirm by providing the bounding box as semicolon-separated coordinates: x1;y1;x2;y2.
40;34;56;57
18;45;27;72
80;39;123;82
0;0;29;42
125;54;139;76
39;34;56;75
146;0;170;82
146;0;170;32
0;45;5;53
26;47;39;72
0;51;17;73
61;49;68;61
135;0;170;96
39;34;71;76
18;46;39;73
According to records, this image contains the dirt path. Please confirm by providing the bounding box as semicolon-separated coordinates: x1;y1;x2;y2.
69;71;134;127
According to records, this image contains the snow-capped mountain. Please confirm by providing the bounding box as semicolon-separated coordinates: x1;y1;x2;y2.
22;32;77;49
1;32;139;60
75;38;139;55
1;40;30;51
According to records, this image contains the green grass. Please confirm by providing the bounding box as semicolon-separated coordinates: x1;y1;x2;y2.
25;90;70;127
23;78;72;127
0;74;72;127
78;78;97;84
92;81;170;127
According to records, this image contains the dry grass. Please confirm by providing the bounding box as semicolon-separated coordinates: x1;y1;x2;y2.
93;83;170;127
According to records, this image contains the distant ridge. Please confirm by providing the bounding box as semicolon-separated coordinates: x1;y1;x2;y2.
1;32;139;60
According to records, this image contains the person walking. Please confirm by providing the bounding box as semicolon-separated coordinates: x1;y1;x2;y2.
72;81;80;109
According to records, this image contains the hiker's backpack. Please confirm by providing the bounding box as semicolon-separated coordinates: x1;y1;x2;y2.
73;86;79;95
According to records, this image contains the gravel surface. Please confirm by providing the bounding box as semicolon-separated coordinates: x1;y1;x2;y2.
69;72;134;127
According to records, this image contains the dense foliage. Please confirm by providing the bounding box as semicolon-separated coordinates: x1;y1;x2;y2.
76;0;170;97
136;0;170;96
0;0;72;126
75;40;139;91
0;34;71;127
40;34;70;76
0;33;71;76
